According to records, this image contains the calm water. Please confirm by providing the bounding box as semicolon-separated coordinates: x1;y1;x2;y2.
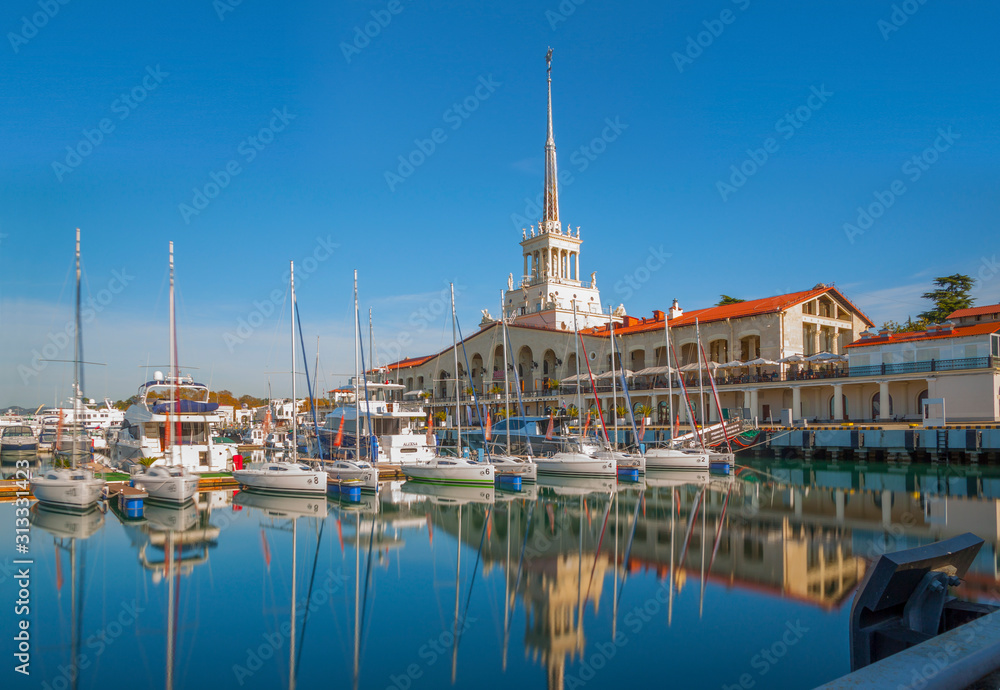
3;455;1000;690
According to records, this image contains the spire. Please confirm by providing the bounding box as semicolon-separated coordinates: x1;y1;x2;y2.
543;47;559;230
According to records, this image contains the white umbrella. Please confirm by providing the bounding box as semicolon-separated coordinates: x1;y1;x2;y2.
745;357;778;366
805;352;837;363
721;360;747;368
778;353;806;363
679;361;721;372
560;373;588;384
633;365;675;376
596;369;635;380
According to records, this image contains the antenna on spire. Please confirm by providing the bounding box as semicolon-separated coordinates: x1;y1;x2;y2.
546;47;553;73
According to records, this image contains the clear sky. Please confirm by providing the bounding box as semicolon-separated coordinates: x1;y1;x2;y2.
1;0;998;406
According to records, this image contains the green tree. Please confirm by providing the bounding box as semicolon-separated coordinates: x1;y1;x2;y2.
917;274;975;324
717;295;745;306
880;317;928;334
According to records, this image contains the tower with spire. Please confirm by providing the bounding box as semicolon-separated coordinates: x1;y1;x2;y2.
503;48;614;331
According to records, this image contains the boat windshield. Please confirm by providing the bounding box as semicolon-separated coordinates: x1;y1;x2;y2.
143;383;210;404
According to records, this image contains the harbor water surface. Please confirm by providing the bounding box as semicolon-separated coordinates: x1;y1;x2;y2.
4;454;1000;689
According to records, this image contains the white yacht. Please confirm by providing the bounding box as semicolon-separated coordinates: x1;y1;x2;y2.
322;457;379;493
403;456;495;487
112;373;233;473
31;466;106;510
231;261;327;497
534;439;616;477
320;383;434;464
644;446;710;470
130;461;199;503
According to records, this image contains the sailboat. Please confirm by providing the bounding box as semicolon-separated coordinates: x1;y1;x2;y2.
30;229;106;509
534;302;615;478
403;284;495;487
607;316;645;475
645;314;709;471
233;261;327;495
322;271;379;493
486;290;538;483
131;242;199;503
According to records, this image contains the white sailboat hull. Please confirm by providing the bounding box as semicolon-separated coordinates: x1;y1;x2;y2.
233;463;327;495
402;459;494;486
30;471;105;510
534;452;616;477
323;461;379;492
644;447;709;470
489;454;538;483
132;470;199;503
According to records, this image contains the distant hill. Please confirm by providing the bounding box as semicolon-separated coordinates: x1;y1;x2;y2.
2;406;35;416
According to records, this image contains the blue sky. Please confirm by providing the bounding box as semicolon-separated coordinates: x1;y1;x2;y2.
2;0;998;406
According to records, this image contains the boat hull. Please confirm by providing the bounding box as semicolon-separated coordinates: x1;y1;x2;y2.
402;462;494;486
233;466;327;495
132;473;199;503
644;448;709;470
30;475;105;510
534;452;616;477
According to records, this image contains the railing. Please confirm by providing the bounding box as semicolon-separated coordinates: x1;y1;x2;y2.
411;357;996;403
848;356;993;377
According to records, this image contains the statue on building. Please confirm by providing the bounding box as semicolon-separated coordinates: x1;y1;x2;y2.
522;229;526;240
613;304;626;317
480;309;493;325
590;272;596;288
508;273;514;291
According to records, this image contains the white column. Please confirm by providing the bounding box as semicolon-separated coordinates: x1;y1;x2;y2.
523;254;528;281
812;326;821;354
832;328;840;355
833;383;844;421
879;380;890;420
749;389;759;421
792;386;801;422
575;252;580;281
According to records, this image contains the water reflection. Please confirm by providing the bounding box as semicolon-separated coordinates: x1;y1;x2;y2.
10;455;1000;689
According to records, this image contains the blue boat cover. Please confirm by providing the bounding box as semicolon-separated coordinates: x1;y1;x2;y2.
151;400;219;414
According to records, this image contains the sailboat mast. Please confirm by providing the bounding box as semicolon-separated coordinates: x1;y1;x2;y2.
572;301;581;432
73;228;81;466
666;318;674;443
168;241;176;460
369;308;374;376
451;284;461;458
354;271;360;458
291;261;297;463
500;292;510;455
696;318;706;435
610;313;617;449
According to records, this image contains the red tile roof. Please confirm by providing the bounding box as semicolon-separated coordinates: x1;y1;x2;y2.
845;322;1000;348
584;286;872;336
947;303;1000;319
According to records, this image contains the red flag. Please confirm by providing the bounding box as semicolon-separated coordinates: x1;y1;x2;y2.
485;411;492;441
263;408;272;433
545;411;555;440
334;414;345;447
583;411;591;435
426;415;434;445
639;416;647;442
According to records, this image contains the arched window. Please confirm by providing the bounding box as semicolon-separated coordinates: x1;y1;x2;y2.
871;392;893;419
